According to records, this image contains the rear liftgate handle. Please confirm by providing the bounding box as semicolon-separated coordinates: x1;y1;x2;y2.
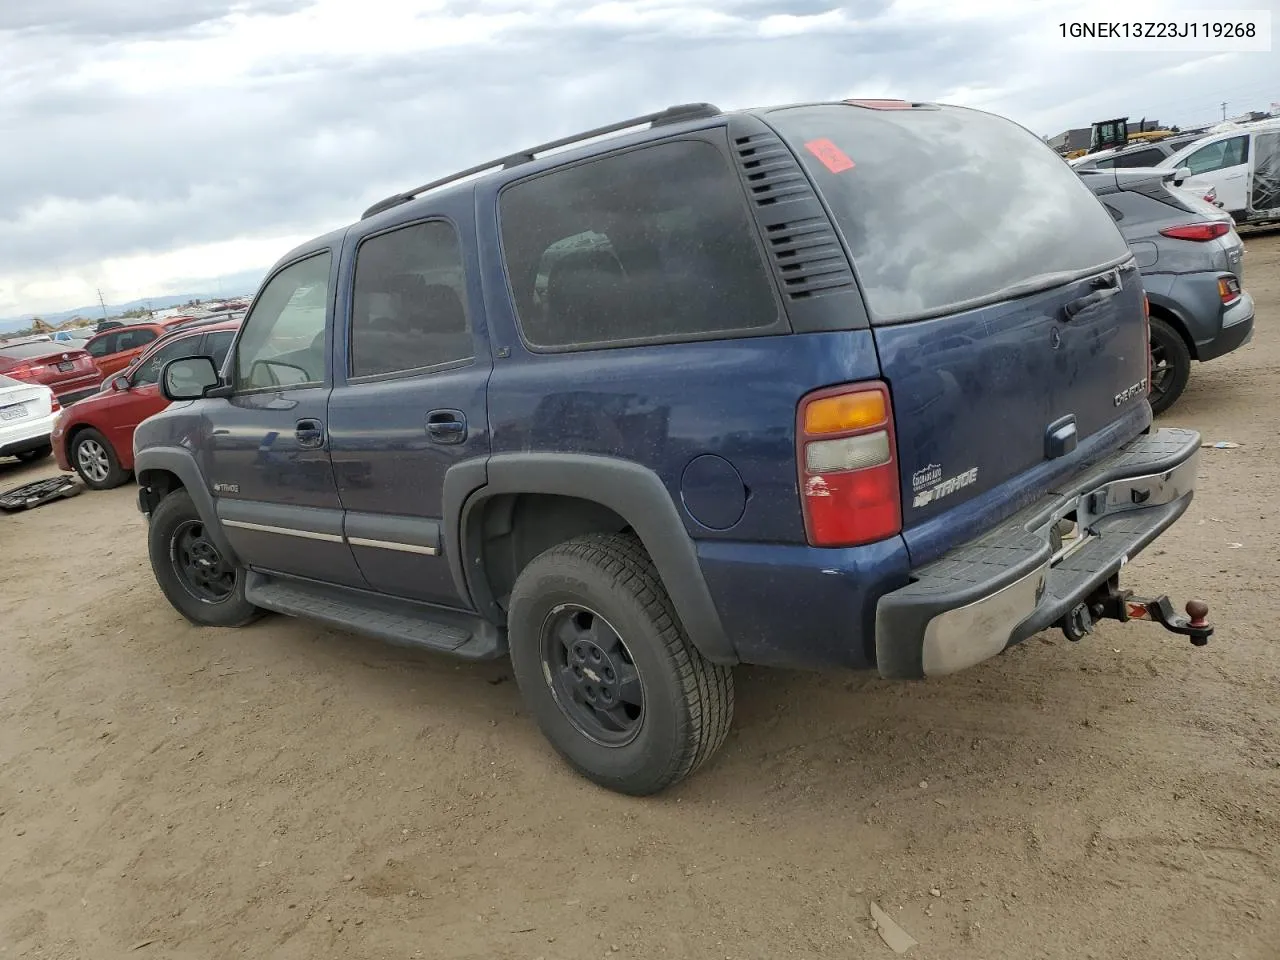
1062;270;1121;321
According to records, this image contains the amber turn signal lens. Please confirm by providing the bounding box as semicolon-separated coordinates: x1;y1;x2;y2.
803;391;887;435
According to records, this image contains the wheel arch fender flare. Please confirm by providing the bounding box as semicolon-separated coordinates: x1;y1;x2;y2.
442;453;738;665
134;446;238;563
1142;281;1199;359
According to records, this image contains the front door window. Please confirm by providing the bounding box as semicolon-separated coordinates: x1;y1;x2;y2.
233;253;332;391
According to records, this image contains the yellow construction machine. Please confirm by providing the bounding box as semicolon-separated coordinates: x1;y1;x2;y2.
1066;116;1180;160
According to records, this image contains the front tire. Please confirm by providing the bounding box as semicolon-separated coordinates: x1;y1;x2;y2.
1148;317;1191;417
508;533;734;795
70;428;130;489
148;489;260;627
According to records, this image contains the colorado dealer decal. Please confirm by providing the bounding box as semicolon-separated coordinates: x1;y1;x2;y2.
912;463;979;508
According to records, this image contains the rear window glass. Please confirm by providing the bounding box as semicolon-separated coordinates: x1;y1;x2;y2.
768;105;1131;322
0;341;77;359
499;138;779;350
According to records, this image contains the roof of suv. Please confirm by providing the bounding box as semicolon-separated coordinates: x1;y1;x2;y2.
275;98;973;273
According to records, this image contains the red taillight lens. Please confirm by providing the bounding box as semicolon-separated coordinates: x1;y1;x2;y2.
6;363;45;381
797;382;902;547
1218;275;1242;304
50;396;62;412
1159;222;1230;241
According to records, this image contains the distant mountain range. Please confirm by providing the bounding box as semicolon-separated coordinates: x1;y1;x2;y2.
0;268;266;333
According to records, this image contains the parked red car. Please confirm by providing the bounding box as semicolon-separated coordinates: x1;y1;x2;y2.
53;318;240;489
0;339;101;406
83;319;190;380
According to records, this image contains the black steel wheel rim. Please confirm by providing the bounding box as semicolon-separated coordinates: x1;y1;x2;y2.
1149;336;1173;404
540;604;644;747
170;519;236;604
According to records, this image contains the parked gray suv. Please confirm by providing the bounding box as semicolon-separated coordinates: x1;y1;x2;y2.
1080;166;1254;414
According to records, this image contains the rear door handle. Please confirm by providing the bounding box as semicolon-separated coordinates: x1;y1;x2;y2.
295;418;325;448
426;409;467;444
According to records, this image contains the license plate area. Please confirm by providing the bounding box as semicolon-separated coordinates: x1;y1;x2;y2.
0;403;27;421
57;361;75;372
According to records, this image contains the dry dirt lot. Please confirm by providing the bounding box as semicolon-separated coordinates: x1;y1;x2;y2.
2;236;1279;960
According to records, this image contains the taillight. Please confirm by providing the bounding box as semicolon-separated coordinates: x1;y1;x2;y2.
1218;275;1242;304
50;396;62;413
797;382;902;547
1203;187;1217;204
1159;222;1230;241
6;363;46;381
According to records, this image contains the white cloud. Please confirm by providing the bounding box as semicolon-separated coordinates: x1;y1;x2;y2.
0;0;1274;317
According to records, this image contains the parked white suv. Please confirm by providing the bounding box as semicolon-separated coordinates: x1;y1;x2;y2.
1157;119;1280;226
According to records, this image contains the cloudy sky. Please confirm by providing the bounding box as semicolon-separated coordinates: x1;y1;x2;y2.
0;0;1274;317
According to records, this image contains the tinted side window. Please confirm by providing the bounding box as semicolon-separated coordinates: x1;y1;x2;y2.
1113;148;1166;168
116;328;159;352
203;330;236;369
350;220;473;378
234;252;331;391
86;335;114;357
500;138;778;349
132;335;203;386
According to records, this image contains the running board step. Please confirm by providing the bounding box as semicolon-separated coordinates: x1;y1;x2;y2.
244;571;506;660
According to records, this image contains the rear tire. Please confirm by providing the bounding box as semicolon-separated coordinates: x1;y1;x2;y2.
148;489;261;627
70;428;130;490
1148;317;1191;417
507;532;734;796
15;444;52;463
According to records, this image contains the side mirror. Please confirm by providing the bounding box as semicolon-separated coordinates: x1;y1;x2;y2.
161;356;221;401
110;375;130;392
1172;166;1193;184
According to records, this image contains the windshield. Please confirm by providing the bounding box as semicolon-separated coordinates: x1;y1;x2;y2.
768;104;1130;323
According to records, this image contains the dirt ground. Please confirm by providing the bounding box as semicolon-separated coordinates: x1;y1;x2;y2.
2;237;1279;960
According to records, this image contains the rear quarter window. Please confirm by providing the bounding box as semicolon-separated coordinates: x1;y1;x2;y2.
768;105;1131;322
1113;147;1167;168
499;137;781;350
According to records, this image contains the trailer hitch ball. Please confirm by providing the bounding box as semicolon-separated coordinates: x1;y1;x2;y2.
1186;600;1210;646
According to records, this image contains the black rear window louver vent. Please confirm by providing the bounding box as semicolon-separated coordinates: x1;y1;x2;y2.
734;132;855;300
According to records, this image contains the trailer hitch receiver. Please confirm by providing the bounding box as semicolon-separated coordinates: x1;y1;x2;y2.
1063;576;1213;646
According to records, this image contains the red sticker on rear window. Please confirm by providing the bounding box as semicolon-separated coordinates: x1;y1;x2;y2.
804;138;855;174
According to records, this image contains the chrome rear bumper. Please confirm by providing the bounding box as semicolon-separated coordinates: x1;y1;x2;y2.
875;428;1201;679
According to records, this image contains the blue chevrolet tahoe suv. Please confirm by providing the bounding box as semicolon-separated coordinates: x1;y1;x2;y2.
135;99;1212;796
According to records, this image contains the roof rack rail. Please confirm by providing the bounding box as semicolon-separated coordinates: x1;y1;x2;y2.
360;102;722;220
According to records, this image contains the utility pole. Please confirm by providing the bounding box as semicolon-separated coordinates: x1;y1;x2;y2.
1221;101;1228;121
97;288;109;321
